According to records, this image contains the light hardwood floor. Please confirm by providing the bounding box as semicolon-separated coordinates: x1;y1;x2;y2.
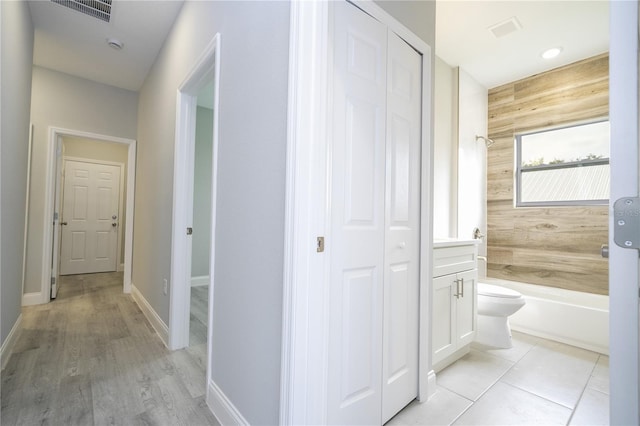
190;285;208;347
1;272;219;426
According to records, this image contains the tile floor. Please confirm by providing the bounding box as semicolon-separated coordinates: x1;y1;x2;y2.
387;331;609;425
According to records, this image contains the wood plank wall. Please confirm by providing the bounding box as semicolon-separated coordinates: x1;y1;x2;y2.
487;53;609;295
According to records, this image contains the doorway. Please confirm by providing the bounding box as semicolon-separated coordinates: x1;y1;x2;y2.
188;84;215;349
168;34;220;361
42;128;136;302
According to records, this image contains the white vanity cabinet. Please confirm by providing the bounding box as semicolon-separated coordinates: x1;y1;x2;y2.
432;240;479;370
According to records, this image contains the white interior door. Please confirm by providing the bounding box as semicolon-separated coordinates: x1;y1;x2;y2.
327;2;387;423
381;29;421;423
60;160;121;275
51;138;63;298
327;2;421;424
609;1;640;423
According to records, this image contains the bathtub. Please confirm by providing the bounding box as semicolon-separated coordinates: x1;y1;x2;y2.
481;277;609;355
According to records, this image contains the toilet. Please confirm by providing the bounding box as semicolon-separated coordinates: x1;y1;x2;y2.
475;283;526;348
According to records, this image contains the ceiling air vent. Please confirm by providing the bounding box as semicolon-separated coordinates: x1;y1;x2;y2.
488;16;522;39
50;0;112;23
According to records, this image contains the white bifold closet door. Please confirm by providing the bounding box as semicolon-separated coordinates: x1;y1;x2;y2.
327;1;422;424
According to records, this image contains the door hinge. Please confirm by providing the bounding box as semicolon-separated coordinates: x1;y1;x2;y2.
317;236;325;253
53;212;59;221
613;197;640;249
187;227;193;235
51;277;56;285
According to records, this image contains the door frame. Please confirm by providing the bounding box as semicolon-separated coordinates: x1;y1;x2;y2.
280;1;434;424
40;127;136;303
168;33;220;352
609;0;639;423
59;157;125;277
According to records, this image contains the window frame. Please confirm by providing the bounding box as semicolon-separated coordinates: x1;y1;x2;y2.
514;119;610;207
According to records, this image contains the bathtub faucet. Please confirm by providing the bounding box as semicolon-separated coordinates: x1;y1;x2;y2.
473;227;485;240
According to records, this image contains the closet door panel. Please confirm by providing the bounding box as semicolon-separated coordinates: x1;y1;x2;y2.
382;29;422;423
344;98;384;225
338;267;378;404
327;2;388;424
385;261;411;374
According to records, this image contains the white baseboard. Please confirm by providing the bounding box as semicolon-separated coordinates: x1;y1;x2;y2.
427;369;437;400
131;284;169;347
22;291;45;306
207;379;249;425
118;263;125;272
191;275;210;287
1;314;22;370
433;344;471;373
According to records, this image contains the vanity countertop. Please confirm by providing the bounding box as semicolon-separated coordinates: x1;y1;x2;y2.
434;238;480;248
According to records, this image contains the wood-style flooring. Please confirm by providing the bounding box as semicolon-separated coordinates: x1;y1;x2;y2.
1;272;219;426
189;286;208;347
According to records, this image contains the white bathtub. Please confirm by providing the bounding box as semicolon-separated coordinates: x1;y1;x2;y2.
481;277;609;355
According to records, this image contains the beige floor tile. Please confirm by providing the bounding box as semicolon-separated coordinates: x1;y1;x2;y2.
501;340;599;409
453;382;572;425
386;387;472;426
436;349;514;401
569;388;609;425
419;334;609;426
587;355;609;395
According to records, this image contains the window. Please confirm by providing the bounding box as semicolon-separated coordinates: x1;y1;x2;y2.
515;120;610;207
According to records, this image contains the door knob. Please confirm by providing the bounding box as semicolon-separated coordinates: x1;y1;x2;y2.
601;244;609;258
60;222;68;226
112;223;117;227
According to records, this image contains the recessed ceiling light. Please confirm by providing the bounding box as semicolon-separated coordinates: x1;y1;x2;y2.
107;38;124;50
541;47;562;59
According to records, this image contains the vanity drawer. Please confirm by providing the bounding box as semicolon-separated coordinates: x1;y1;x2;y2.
433;244;477;277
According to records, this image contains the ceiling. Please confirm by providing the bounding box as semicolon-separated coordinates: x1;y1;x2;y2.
27;1;609;94
28;0;184;92
436;1;610;89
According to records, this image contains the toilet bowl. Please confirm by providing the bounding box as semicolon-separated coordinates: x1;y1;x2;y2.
475;283;526;348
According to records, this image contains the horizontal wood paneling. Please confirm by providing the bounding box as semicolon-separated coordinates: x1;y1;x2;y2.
487;53;609;295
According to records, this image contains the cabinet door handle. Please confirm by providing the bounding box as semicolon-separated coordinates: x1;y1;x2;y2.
460;277;464;298
454;278;461;299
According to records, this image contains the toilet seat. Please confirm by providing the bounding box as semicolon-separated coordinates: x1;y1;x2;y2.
478;283;521;299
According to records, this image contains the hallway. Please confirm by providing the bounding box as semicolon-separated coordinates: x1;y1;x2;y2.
1;272;218;425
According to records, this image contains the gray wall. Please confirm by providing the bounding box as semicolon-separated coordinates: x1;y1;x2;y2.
62;136;129;265
191;106;213;278
374;0;436;49
25;67;138;295
134;2;290;423
1;0;34;348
